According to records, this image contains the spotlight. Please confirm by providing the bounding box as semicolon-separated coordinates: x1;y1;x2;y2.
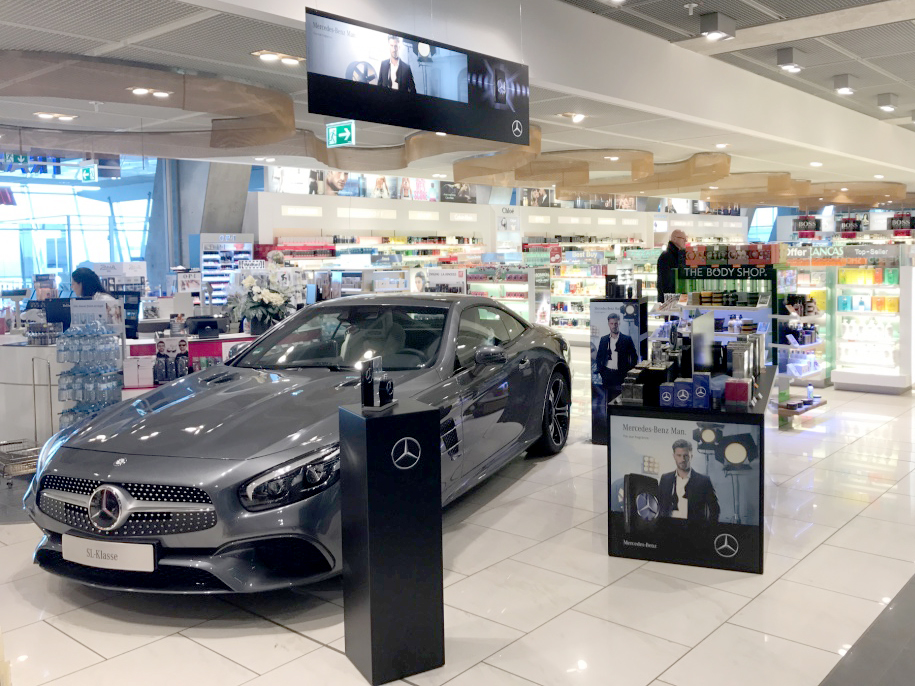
693;423;723;451
875;174;885;179
131;87;150;95
418;42;432;57
714;433;758;471
700;12;736;41
57;116;75;121
716;143;729;149
152;91;170;98
281;57;300;66
777;47;803;73
833;74;856;95
572;113;586;123
436;132;447;136
265;158;276;163
709;186;719;190
259;53;280;62
810;162;823;167
878;93;898;112
840;188;849;192
604;156;620;161
36;113;55;119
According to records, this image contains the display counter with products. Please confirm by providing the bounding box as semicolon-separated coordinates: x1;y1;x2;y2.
465;266;551;326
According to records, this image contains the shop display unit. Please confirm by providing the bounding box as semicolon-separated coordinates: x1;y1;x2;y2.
419;268;466;294
275;234;484;268
465;266;551;325
56;321;123;429
550;263;608;345
196;233;254;306
372;269;410;293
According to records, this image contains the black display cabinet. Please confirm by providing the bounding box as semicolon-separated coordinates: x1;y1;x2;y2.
339;399;445;685
606;367;774;574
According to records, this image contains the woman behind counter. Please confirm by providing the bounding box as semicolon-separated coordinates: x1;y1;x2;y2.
71;267;115;301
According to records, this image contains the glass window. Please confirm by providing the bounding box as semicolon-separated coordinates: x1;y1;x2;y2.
455;306;520;368
236;304;449;371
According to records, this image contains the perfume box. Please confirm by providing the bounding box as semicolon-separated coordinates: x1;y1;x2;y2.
692;372;711;409
724;378;753;410
659;382;675;407
673;378;693;408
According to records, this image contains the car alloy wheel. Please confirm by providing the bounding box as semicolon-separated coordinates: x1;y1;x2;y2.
547;375;570;447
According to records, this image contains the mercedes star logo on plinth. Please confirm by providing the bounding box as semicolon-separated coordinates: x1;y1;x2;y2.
88;484;131;532
714;533;739;558
392;437;422;470
511;120;524;138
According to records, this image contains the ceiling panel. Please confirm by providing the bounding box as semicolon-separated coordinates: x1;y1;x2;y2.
595;11;687;41
632;0;774;32
788;60;897;91
738;37;849;69
530;86;573;103
0;25;106;54
871;53;915;82
599;118;728;141
756;0;884;20
530;95;662;127
827;21;915;60
0;0;203;43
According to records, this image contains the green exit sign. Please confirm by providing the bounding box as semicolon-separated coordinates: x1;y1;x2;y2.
326;120;356;148
3;153;28;166
78;164;98;182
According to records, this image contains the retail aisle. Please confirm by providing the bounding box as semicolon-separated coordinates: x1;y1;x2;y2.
2;347;915;686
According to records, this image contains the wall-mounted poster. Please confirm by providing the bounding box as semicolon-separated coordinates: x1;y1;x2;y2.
607;414;763;573
591;194;615;210
440;182;477;204
590;300;641;443
520;187;553;207
615;195;637;211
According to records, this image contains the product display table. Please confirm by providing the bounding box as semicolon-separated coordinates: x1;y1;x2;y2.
606;367;774;574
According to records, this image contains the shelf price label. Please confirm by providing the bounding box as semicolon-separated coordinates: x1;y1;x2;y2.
326;120;356;148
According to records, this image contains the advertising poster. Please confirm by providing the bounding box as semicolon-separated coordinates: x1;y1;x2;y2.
534;268;551;326
176;271;202;293
590;300;641;444
591;194;615;210
608;414;763;573
71;298;126;337
425;268;466;294
521;187;553;207
440;182;477;204
615;195;637;211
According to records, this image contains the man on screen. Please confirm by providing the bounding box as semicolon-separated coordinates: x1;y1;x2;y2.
659;439;720;525
379;35;416;93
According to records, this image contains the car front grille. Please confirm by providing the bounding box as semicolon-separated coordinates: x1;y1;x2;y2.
38;474;217;537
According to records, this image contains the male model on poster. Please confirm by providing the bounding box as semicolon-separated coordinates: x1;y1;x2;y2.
658;439;720;524
378;35;416;93
595;312;638;401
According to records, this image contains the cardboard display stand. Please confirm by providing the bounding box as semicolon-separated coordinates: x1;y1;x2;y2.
339;399;444;685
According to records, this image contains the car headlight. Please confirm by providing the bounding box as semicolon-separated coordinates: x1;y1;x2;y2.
238;443;340;512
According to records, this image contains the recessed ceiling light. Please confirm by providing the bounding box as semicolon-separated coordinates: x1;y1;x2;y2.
258;53;280;62
604;156;620;161
840;187;849;191
265;158;276;162
715;143;729;149
252;50;304;66
819;198;824;201
36;113;55;119
709;186;719;190
436;132;447;136
810;162;823;167
152;91;170;98
254;157;265;161
132;87;150;95
57;116;75;121
281;57;299;66
875;174;885;179
572;113;586;123
886;194;891;197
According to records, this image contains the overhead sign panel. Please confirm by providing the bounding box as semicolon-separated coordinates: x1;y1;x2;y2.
306;9;529;145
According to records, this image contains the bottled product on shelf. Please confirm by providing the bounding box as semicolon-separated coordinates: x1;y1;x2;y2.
57;320;123;429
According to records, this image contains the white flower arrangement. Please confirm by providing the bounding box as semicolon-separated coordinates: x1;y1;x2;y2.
231;273;290;326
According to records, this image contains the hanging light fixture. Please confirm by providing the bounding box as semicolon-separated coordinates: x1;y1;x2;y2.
877;93;898;112
833;74;856;95
777;47;803;74
700;12;737;41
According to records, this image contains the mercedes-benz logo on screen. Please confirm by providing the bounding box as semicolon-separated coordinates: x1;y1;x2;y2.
512;120;524;138
392;437;421;470
714;533;739;558
636;492;658;521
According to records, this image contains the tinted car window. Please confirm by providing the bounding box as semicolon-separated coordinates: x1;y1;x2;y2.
235;305;448;371
455;306;512;369
500;310;527;341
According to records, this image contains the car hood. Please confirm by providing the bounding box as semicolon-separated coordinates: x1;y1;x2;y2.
66;365;435;460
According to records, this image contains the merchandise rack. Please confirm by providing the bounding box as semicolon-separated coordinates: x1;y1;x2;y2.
549;264;608;346
466;266;551;326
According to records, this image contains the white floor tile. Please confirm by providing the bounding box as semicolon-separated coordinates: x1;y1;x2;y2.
577;465;608;482
814;453;915;481
827;515;915;561
442;523;538;576
444;558;601;632
782;467;897;502
47;635;256;686
0;522;41;547
0;539;43;585
889;469;915;495
575;513;608;536
3;621;103;686
660;623;839;686
461;475;549;512
45;593;231;658
643;552;798;598
763;516;838;559
405;606;524;686
768;486;867;527
444;569;467;587
860;491;915;525
575;569;748;648
765;436;846;459
729;579;884;654
242;646;409;686
784;544;915;603
526;477;609;513
463;497;595;541
230;590;344;645
839;439;915;461
558;441;606;469
487;610;687;686
0;573;115;632
511;527;643;586
444;663;540;686
181;609;321;674
498;456;595;484
764;453;823;479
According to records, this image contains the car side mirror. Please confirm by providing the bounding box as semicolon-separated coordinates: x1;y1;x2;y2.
474;345;506;366
227;343;250;360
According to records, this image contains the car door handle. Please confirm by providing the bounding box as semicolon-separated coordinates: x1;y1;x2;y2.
518;357;531;370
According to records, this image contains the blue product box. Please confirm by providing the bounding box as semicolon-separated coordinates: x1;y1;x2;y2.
837;295;852;312
659;382;675;407
693;372;711;409
674;378;693;408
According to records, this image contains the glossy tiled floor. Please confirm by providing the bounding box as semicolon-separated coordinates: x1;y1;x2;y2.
3;348;915;686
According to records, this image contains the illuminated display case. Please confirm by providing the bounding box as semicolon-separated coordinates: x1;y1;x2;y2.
465;266;551;326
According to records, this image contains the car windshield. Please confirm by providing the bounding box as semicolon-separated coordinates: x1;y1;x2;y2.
234;304;450;371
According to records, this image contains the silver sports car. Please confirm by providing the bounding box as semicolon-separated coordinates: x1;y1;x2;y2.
24;295;572;593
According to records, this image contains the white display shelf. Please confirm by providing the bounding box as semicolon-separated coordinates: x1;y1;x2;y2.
836;284;901;290
771;341;823;350
551;293;602;299
680;303;770;313
838;310;900;318
832;368;911;393
551;275;606;280
772;313;828;322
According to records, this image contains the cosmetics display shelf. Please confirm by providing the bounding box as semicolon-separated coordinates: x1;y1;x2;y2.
770;341;824;351
776;366;828;381
839;310;900;318
772;313;828;323
465;266;551;326
678;304;770;314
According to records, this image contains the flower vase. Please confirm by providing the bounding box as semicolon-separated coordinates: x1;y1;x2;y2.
250;318;271;336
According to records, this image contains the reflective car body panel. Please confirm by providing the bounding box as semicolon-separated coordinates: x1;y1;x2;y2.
24;294;569;593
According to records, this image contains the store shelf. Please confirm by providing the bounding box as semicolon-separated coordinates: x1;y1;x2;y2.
680;304;771;313
777;367;828;380
839;338;899;345
495;297;528;302
467;280;530;285
836;284;900;290
772;398;828;417
551;294;601;299
772;313;828;322
838;310;900;317
771;341;824;351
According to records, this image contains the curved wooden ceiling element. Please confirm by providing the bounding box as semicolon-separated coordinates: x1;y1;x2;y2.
557;152;731;195
0;51;295;147
704;173;907;207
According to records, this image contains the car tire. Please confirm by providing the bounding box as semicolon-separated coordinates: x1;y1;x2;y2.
527;369;571;456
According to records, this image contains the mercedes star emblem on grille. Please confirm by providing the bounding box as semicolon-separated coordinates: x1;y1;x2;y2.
714;533;739;558
391;437;421;470
88;484;131;532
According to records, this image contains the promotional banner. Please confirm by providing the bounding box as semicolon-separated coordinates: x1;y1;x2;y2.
440;182;478;204
590;300;642;443
608;414;763;573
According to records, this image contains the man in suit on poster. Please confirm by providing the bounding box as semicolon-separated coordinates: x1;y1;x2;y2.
658;439;720;525
379;35;416;93
595;312;638;401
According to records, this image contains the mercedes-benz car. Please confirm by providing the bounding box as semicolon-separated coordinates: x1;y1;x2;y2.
24;295;571;593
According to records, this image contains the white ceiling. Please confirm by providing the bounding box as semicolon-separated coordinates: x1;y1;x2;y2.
0;0;913;190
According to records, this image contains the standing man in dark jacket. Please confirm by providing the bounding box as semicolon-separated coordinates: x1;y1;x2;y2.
595;312;639;401
657;229;687;303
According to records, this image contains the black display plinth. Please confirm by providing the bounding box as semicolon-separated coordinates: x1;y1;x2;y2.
606;367;775;575
339;399;444;685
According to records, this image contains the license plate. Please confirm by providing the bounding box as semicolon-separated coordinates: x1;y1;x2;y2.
62;535;155;572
